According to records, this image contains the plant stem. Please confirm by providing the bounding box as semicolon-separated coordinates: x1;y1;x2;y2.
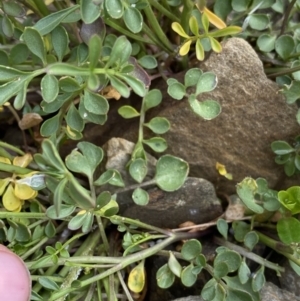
96;215;110;253
0;211;47;219
147;0;180;22
143;5;174;52
214;236;285;273
0;141;25;156
104;19;153;44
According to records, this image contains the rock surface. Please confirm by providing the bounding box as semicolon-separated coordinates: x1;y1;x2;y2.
84;37;300;194
145;37;300;193
123;177;223;228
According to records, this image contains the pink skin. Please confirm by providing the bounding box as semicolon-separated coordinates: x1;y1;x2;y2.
0;245;31;301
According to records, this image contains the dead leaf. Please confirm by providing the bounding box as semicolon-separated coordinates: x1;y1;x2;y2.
19;113;43;130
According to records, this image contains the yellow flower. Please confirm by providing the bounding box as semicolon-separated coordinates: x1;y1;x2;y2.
0;154;38;212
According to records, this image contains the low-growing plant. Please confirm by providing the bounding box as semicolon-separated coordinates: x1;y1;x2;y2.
1;0;300;301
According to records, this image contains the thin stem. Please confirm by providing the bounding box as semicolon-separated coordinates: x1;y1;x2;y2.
214;236;285;273
108;215;172;236
0;211;47;219
143;5;174;52
147;0;180;23
279;0;297;36
0;141;25;156
96;215;110;253
113;178;156;194
21;237;49;260
104;19;153;44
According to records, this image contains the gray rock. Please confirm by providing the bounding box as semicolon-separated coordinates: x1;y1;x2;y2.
279;259;300;296
123;177;222;228
145;37;300;194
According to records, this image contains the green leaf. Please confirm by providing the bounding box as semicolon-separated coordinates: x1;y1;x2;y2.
68;177;95;209
59;77;81;92
41;139;66;171
53;177;68;216
257;34;276;52
189;96;221;120
118;74;146;97
34;5;79;35
132;188;149;205
118;105;140;118
83;90;109;115
66;150;92;178
89;34;102;70
98;199;119;217
281;81;300;104
236;177;264;214
232;0;251;12
65;104;84;133
138;56;157;69
68;212;87;231
181;264;197;287
3;1;25;17
82;212;94;233
144;89;162;111
196;72;217;94
248;14;269;30
201;278;217;301
214;250;241;273
94;169;125;187
225;288;253;301
106;36;131;68
45;221;56;238
217;219;228;240
41;74;59;103
277;217;300;244
271;140;294;155
81;0;101;23
181;239;202;260
171;22;190;38
238;259;251;284
179;40;192;56
213;261;229;279
275;35;295;60
209;26;242;38
244;231;259;251
209;37;222;53
0;66;30;82
156;264;175;289
38;277;59;291
2;16;14;38
143;137;167;152
123;7;143;33
232;221;251;242
278;186;300;214
52;26;69;61
184;68;203;87
167;82;186;100
109;75;130;98
10;44;29;65
46;204;76;219
105;0;124;19
23;27;46;65
189;15;199;36
168;252;182;278
129;158;147;183
40;114;60;137
144;117;170;134
78;141;103;172
214;0;232;21
195;39;204;61
155;155;189;191
252;266;265;292
96;191;111;209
